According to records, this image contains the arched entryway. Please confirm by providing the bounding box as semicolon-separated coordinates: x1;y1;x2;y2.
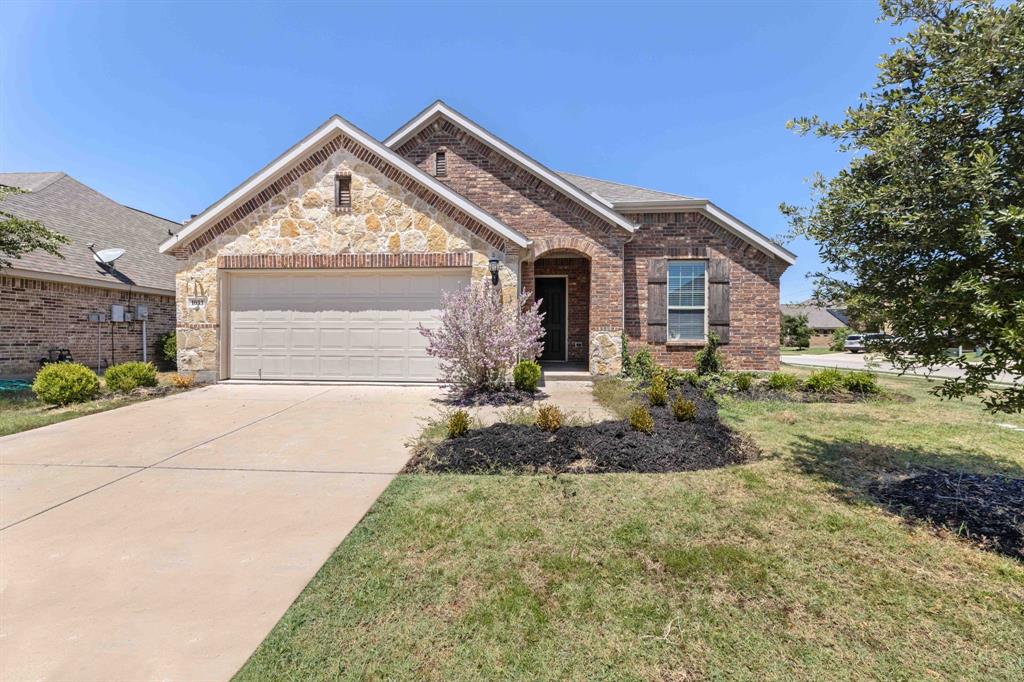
524;238;597;368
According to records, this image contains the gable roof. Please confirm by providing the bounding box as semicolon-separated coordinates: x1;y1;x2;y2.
160;114;529;255
0;172;178;292
780;304;848;330
558;172;696;204
384;100;638;235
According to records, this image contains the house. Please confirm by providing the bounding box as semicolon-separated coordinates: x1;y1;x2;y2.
780;303;849;347
161;101;795;382
0;173;178;377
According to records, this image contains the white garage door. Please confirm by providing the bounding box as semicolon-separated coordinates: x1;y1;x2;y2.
228;270;468;381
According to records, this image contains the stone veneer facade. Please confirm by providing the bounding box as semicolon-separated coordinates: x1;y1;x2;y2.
0;275;175;377
172;136;515;380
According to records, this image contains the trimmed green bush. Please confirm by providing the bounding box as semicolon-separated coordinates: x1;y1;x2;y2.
512;359;542;392
104;361;158;393
843;370;880;394
766;371;800;391
805;368;844;394
695;332;724;376
628;348;657;384
629;404;655;434
536;404;564;432
446;410;471;438
158;331;177;369
33;363;100;405
671;395;697;422
732;372;754;391
647;373;668;406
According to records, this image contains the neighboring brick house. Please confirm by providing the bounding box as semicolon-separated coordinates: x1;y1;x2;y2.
780;303;850;347
162;101;795;382
0;173;177;377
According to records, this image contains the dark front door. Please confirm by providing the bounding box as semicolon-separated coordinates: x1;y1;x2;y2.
536;277;567;362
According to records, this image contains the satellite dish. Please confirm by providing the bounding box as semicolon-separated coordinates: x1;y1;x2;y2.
93;248;125;265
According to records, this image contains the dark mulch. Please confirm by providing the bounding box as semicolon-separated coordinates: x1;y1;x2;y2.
869;470;1024;559
406;384;758;475
442;386;543;407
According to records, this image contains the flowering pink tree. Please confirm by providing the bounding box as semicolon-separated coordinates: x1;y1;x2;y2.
420;283;545;391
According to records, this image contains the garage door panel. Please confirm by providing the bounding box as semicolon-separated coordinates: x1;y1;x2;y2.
228;270;469;381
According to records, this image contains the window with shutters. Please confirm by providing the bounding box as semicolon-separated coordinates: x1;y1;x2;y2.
334;173;351;210
435;150;447;176
667;260;706;341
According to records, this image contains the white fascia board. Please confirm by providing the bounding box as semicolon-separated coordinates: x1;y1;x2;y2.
613;199;797;264
161;115;529;254
384;101;638;234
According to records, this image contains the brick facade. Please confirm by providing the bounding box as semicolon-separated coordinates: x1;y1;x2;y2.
395;122;787;372
0;275;175;378
622;212;785;371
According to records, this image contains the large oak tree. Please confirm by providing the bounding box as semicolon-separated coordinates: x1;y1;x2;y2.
783;0;1024;412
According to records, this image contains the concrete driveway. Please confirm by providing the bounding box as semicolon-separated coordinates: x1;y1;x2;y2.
0;383;439;681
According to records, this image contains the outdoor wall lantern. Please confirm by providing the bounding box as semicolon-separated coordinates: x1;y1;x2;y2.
488;258;500;286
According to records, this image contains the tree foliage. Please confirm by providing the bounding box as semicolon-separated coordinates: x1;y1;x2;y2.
0;187;68;268
781;313;812;348
420;283;545;391
782;0;1024;412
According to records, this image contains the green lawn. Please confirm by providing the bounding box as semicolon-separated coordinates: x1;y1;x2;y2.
780;346;835;355
0;372;185;437
236;373;1024;681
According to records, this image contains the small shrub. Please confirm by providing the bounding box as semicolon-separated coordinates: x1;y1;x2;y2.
671;395;697;422
170;373;195;389
620;331;631;377
830;327;850;352
695;332;724;376
647;373;668;406
805;368;844;394
680;370;701;387
732;372;754;392
32;362;100;405
446;409;471;438
158;331;177;369
512;360;542;392
536;404;564;432
104;361;158;393
629;348;657;384
766;371;799;391
843;370;880;394
629;404;655;433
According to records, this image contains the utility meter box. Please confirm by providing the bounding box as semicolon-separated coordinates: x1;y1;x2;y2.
135;304;148;320
111;304;125;322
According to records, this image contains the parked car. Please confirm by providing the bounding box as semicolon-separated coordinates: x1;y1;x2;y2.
843;333;890;353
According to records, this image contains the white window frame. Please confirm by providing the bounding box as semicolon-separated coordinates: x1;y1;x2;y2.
667;260;708;342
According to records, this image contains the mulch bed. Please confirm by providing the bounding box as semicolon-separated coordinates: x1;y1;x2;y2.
869;470;1024;559
405;384;758;475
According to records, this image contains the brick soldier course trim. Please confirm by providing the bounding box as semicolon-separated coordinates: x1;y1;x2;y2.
217;252;474;270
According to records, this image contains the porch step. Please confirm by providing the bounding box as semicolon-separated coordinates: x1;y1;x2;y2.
541;368;592;383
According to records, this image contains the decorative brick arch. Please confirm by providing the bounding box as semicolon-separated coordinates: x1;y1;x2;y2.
530;235;600;261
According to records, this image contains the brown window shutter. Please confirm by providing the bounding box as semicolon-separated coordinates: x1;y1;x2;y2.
708;258;731;343
647;258;667;344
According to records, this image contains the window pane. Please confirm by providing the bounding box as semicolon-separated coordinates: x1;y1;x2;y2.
669;309;704;340
668;261;705;308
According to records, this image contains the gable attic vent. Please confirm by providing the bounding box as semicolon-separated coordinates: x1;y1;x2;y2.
334;173;351;209
435;150;447;177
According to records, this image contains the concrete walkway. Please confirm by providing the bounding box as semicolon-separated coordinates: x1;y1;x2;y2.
0;383;440;681
781;351;1021;386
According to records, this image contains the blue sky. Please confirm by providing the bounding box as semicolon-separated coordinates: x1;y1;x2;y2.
1;0;896;302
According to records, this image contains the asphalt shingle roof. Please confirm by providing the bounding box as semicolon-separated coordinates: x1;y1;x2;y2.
780;304;848;330
558;171;696;204
0;172;178;291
